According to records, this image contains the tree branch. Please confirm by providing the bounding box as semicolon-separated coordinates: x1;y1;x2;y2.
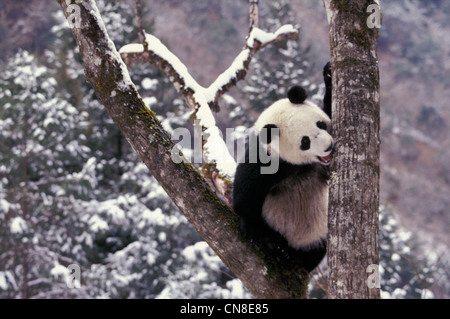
133;0;146;50
322;0;333;25
119;27;298;113
56;0;309;298
249;0;259;30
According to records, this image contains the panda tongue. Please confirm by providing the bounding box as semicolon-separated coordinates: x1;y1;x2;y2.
320;155;331;163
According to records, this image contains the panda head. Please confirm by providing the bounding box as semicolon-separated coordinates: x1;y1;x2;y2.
254;86;333;166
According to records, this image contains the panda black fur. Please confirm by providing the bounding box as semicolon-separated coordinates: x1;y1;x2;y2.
233;63;333;272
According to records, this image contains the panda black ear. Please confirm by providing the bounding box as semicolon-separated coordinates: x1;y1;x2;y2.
287;85;308;104
260;124;279;145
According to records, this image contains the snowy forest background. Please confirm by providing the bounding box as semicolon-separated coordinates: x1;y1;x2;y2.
0;0;449;299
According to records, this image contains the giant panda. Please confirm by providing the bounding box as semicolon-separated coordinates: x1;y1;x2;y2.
233;63;333;272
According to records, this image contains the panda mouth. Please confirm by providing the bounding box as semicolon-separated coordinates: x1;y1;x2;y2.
318;154;332;165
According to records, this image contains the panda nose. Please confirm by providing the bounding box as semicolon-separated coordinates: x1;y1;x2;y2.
325;142;333;153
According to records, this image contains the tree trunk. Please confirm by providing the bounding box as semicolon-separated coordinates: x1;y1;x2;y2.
325;0;381;299
56;0;309;299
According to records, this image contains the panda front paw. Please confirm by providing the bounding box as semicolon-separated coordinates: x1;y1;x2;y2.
323;62;332;89
239;218;257;241
239;217;267;243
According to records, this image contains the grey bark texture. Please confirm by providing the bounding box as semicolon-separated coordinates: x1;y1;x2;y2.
325;0;382;299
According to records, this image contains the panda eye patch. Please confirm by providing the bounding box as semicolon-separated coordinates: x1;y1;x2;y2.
300;136;311;151
316;121;327;130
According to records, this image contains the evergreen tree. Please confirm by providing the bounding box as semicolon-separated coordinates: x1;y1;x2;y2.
0;50;93;298
378;205;447;299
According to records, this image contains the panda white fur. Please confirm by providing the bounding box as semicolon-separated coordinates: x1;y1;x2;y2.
233;63;333;271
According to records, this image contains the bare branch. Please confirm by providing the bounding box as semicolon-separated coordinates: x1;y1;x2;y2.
249;0;259;30
133;0;146;49
322;0;333;25
311;267;329;298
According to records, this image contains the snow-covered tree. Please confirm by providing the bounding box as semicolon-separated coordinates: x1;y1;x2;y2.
379;205;447;299
0;50;92;298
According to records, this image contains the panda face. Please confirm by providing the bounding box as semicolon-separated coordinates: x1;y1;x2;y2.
255;98;333;166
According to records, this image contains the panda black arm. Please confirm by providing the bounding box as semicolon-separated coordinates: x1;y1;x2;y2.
232;137;281;241
233;160;277;240
323;62;332;119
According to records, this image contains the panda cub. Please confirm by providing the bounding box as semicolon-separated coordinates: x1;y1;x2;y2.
233;64;333;272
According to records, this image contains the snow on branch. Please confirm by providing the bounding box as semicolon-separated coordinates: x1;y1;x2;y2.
120;33;200;99
246;24;298;49
120;33;238;181
119;3;298;201
119;25;298;112
205;24;298;109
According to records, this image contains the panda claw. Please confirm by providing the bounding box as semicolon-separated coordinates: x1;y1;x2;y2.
323;62;332;88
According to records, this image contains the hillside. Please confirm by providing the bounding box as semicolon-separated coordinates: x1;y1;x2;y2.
0;0;448;297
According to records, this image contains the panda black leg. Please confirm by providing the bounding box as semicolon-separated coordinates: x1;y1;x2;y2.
323;62;332;119
293;239;327;272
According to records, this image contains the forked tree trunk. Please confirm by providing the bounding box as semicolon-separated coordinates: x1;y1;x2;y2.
324;0;381;299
